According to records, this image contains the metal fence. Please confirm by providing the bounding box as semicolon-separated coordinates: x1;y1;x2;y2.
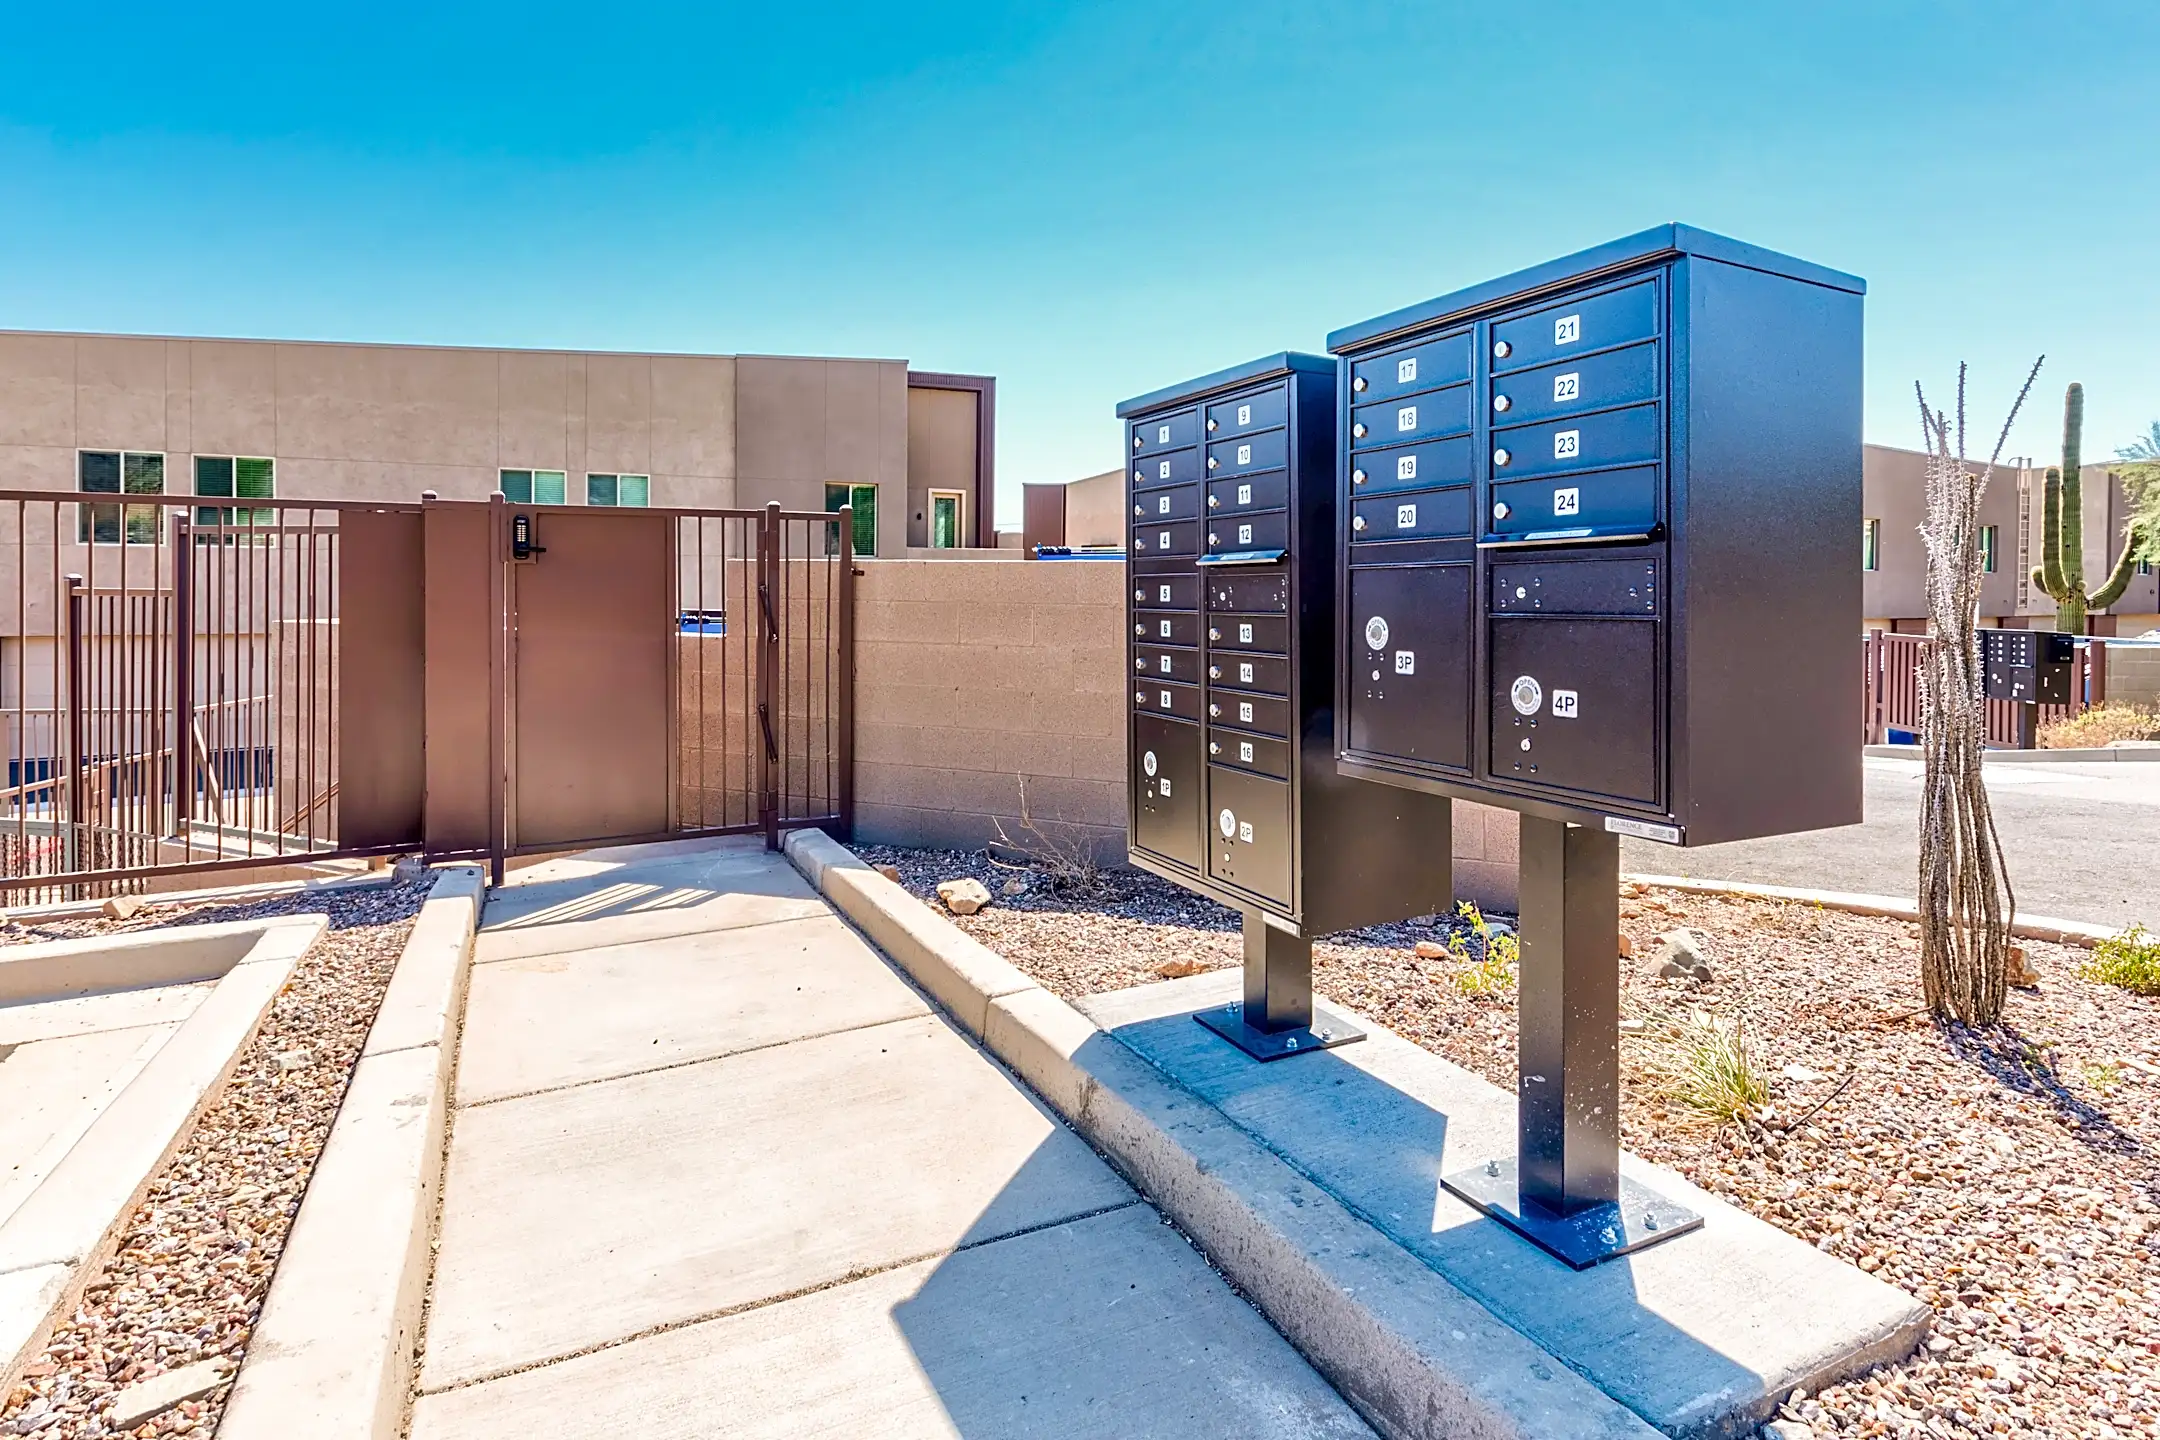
0;490;854;899
1863;628;2110;748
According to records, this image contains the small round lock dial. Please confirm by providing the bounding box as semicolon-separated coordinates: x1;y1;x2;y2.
1352;376;1367;392
1493;340;1512;359
1352;423;1368;438
1492;501;1511;520
1493;447;1511;466
1352;469;1366;486
1493;394;1512;413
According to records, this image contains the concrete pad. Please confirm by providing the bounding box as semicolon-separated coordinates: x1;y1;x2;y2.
360;865;483;1059
421;1013;1134;1390
1080;972;1930;1438
476;846;827;961
0;1262;70;1387
411;1205;1375;1440
456;913;929;1105
0;1025;175;1228
0;983;208;1047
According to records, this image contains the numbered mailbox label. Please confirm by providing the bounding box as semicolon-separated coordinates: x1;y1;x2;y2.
1159;778;1172;796
1396;502;1417;529
1552;689;1580;718
1158;619;1171;637
1553;487;1581;517
1554;429;1581;460
1236;483;1251;504
1237;523;1253;544
1397;405;1417;432
1158;690;1173;709
1555;314;1582;346
1238;661;1254;683
1237;443;1252;465
1142;750;1158;777
1396;454;1417;481
1554;372;1580;402
1238;821;1254;843
1158;655;1172;673
1238;622;1253;643
1394;649;1415;674
1157;424;1172;443
1157;584;1172;602
1238;700;1254;722
1236;403;1251;426
1157;494;1171;514
1397;356;1417;384
1158;459;1172;479
1238;740;1254;762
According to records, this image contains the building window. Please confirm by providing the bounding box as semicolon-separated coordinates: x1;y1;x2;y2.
824;483;877;557
1863;518;1881;572
79;451;164;545
195;456;275;530
1980;524;1998;574
586;474;649;507
500;470;566;505
929;489;965;549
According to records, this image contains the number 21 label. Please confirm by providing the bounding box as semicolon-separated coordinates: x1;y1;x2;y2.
1554;314;1581;345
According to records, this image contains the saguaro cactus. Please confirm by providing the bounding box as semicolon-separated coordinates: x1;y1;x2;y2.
2030;382;2146;633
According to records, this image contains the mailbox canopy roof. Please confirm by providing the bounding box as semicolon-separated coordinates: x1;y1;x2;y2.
1325;223;1866;355
1116;352;1334;420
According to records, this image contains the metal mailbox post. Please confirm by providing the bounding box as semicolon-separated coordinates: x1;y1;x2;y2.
1328;224;1865;1266
1119;354;1455;1061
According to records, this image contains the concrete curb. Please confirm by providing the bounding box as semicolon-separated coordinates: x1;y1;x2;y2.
0;916;326;1395
218;866;485;1440
4;870;395;924
783;828;1663;1440
1864;742;2160;763
1624;873;2121;948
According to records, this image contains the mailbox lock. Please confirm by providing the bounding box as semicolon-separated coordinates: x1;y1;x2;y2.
1134;623;1144;636
1353;376;1367;392
1207;419;1218;431
1133;503;1143;516
1493;501;1511;520
1352;423;1368;438
1208;627;1221;641
1208;456;1219;469
1353;516;1368;532
1209;665;1223;680
1207;532;1219;545
1493;448;1511;467
1134;657;1146;671
1133;435;1143;450
1209;742;1221;755
1352;468;1366;486
1493;394;1512;413
1493;340;1512;359
1208;495;1219;508
1133;588;1144;602
1209;703;1221;717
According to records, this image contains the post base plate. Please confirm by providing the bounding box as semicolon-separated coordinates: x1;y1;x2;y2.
1442;1156;1703;1269
1194;1002;1366;1062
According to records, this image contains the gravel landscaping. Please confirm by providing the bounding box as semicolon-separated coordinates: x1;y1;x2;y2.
862;844;2160;1440
1;876;430;1439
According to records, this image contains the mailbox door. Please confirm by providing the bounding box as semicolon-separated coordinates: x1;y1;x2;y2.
1488;617;1658;805
1133;714;1203;869
1346;563;1473;771
1207;764;1292;907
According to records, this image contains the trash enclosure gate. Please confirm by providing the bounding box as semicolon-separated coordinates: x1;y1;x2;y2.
0;490;853;899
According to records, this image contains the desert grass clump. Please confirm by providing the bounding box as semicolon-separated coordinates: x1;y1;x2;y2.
2039;702;2160;749
1446;900;1518;996
1669;1013;1771;1121
2083;924;2160;996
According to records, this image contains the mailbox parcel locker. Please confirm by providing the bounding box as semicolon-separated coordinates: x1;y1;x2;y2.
1119;353;1454;1060
1329;223;1865;848
1328;225;1864;1267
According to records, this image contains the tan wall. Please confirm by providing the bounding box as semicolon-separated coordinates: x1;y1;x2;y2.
1863;443;2025;622
904;386;979;547
849;557;1520;911
1063;469;1125;548
734;355;908;556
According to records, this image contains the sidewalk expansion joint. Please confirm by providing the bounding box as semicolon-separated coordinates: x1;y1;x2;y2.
455;1011;931;1111
416;1199;1146;1398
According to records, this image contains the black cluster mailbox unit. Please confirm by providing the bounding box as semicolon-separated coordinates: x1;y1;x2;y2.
1982;628;2076;704
1328;224;1866;1266
1119;354;1453;1059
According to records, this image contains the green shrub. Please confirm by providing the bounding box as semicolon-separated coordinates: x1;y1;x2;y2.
1670;1015;1770;1121
2083;924;2160;995
1447;900;1517;996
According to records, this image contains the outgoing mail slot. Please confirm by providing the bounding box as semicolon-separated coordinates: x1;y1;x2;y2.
1205;386;1287;438
1134;483;1200;523
1135;519;1199;556
1489;279;1658;374
1133;446;1203;490
1134;678;1203;722
1208;690;1292;738
1134;573;1201;610
1134;644;1201;684
1206;765;1292;907
1353;486;1471;543
1490;341;1659;427
1208;728;1290;780
1132;714;1202;869
1207;472;1289;516
1489;617;1658;805
1352;384;1470;450
1131;409;1198;457
1207;510;1288;554
1209;651;1291;695
1491;558;1659;616
1346;563;1472;771
1349;331;1472;406
1489;465;1658;543
1207;572;1289;613
1491;404;1660;481
1207;429;1287;478
1207;613;1289;654
1138;610;1204;646
1351;435;1473;497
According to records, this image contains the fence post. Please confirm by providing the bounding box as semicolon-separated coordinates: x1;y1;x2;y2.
64;574;86;887
758;501;781;850
1865;628;1883;745
171;512;192;838
2089;638;2108;708
836;505;855;841
486;492;506;886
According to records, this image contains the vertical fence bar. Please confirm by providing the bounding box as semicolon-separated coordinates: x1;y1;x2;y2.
836;508;854;837
63;574;84;887
488;493;507;886
758;501;779;849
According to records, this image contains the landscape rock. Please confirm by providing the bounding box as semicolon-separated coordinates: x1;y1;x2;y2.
100;892;143;920
1617;933;1635;959
1761;1421;1813;1440
874;864;901;882
935;877;993;915
109;1358;233;1429
2006;943;2040;987
1413;939;1447;959
1000;877;1028;896
1653;927;1716;982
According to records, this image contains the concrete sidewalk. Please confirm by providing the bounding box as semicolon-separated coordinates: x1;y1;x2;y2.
409;837;1370;1440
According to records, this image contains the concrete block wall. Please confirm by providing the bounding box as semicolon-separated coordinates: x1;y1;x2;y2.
850;557;1519;912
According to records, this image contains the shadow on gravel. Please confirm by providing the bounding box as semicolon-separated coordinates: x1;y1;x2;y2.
1941;1020;2144;1156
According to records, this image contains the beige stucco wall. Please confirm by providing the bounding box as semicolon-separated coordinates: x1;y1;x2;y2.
734;355;909;557
849;557;1520;911
1062;469;1125;548
903;385;979;547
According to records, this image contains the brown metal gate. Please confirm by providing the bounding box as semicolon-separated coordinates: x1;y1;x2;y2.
0;489;852;899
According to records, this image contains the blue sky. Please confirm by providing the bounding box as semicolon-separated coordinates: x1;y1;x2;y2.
3;1;2154;523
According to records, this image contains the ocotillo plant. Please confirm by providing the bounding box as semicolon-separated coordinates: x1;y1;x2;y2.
2030;382;2147;633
